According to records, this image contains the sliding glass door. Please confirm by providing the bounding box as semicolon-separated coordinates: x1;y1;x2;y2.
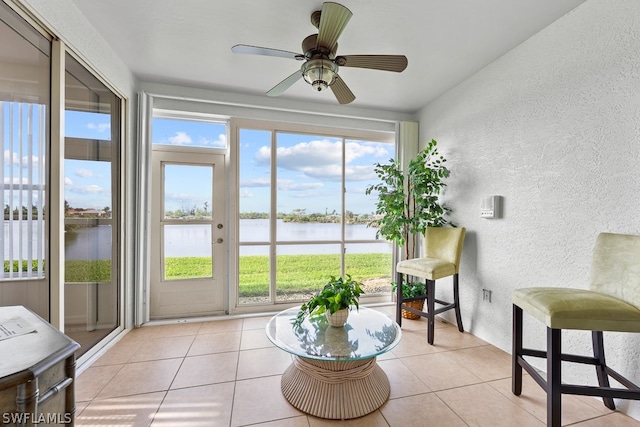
63;53;121;355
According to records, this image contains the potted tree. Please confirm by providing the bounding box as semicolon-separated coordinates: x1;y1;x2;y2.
365;139;450;318
293;275;365;328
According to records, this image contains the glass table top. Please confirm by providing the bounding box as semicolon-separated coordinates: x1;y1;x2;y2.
265;307;402;361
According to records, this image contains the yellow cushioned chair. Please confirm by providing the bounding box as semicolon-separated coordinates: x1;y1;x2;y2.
396;226;466;345
512;232;640;427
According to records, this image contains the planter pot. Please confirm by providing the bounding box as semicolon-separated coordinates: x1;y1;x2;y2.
402;299;424;320
326;308;349;327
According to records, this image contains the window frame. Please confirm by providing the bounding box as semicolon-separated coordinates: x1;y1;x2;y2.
231;118;397;311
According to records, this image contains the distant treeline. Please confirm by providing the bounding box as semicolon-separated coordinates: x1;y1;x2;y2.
240;209;376;225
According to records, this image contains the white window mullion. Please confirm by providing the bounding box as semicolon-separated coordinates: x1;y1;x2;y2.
37;104;45;277
8;103;15;279
26;105;33;278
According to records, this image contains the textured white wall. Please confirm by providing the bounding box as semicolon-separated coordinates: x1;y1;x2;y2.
417;0;640;418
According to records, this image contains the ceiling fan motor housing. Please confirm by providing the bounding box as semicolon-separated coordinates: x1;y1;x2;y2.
301;58;338;91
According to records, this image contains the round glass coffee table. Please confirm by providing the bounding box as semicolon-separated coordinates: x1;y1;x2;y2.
266;306;402;420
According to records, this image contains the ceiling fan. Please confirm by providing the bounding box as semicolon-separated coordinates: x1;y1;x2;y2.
231;2;408;105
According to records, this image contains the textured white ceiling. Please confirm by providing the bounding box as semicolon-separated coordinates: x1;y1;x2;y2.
69;0;586;113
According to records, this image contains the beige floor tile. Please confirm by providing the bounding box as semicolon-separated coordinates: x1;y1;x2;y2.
240;328;274;350
171;352;239;389
400;352;483;391
571;412;640;426
187;331;242;356
488;375;612;425
308;410;389;426
387;330;444;358
129;335;195;362
378;358;431;399
76;391;165;427
397;315;452;332
242;315;273;330
437;382;544;426
129;322;202;339
236;347;292;380
427;325;488;350
376;350;396;361
254;415;310;427
381;392;466;426
76;364;123;402
75;400;89;417
198;318;244;334
448;344;511;382
151;382;234;427
96;358;182;400
92;334;147;366
231;375;302;426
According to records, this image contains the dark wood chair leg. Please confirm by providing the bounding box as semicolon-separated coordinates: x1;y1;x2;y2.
548;327;562;427
592;331;616;410
396;271;403;327
426;279;435;345
453;273;464;332
512;304;523;396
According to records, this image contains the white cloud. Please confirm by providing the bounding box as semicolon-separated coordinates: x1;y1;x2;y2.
240;177;270;187
75;168;94;178
240;189;254;198
87;122;110;133
255;139;389;182
64;177;73;186
277;179;323;191
168;131;192;145
198;133;227;147
3;177;29;185
69;185;103;194
5;151;41;169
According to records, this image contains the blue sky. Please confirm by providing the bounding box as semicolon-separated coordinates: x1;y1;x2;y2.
63;111;113;210
240;130;394;215
4;107;394;214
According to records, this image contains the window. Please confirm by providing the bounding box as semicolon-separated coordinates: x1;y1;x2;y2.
237;123;394;306
1;2;50;281
153;113;227;149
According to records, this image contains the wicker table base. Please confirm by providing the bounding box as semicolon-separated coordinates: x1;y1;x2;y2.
281;356;390;419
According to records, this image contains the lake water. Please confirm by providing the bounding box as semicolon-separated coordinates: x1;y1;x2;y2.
4;219;389;260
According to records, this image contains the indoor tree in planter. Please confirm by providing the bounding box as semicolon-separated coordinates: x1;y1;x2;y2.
365;139;450;317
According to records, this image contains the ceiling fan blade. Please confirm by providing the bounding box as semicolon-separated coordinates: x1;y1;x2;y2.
338;55;408;72
330;75;355;105
317;2;352;52
266;70;303;97
231;44;302;60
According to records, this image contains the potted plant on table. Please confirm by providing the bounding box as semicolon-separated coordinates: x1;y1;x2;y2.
293;275;365;328
365;139;451;318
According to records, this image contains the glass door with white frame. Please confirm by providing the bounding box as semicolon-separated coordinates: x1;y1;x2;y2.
150;149;226;319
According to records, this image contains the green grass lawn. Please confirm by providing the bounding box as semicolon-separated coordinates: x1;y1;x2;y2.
240;253;391;296
42;253;392;298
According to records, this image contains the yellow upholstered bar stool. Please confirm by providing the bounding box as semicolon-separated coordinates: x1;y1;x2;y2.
396;226;466;345
512;232;640;427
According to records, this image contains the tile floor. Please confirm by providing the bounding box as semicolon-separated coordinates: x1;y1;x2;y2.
75;306;640;426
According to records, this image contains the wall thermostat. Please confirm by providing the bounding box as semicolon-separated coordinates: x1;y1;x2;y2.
481;195;502;219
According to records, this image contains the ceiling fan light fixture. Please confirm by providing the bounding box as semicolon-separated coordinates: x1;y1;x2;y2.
301;58;338;92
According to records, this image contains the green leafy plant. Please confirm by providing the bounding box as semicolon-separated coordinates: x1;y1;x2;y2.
365;138;450;260
293;275;365;327
391;281;426;299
